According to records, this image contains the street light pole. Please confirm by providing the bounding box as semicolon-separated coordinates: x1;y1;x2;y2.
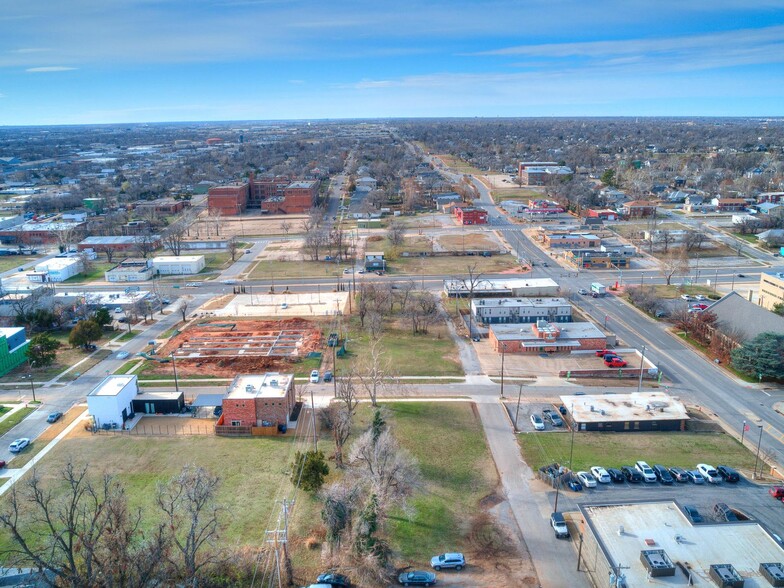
170;353;179;393
500;343;506;399
754;424;764;479
637;345;647;393
26;373;37;403
514;383;523;431
741;420;747;445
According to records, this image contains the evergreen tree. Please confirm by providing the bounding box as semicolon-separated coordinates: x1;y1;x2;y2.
291;450;329;493
371;409;386;444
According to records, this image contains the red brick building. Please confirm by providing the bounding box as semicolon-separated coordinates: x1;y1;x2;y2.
454;206;488;225
249;174;291;208
207;183;248;216
281;181;318;213
133;198;188;215
620;201;657;218
489;320;607;353
586;209;618;221
713;197;747;212
220;373;295;429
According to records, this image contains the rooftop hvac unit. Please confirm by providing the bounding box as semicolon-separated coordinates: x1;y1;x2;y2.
270;380;278;387
760;563;784;587
640;549;675;577
245;384;255;392
709;563;744;588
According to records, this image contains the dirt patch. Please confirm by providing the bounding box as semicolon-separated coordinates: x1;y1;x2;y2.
153;319;322;378
438;232;501;251
257;238;304;261
201;294;234;310
193;214;310;238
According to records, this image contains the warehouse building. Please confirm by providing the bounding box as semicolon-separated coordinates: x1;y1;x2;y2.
105;258;154;282
577;501;784;588
28;257;81;282
151;255;205;275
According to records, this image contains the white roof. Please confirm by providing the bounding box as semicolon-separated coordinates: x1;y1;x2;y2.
35;257;80;271
152;255;204;263
582;501;784;586
227;373;293;399
88;375;136;397
444;277;559;292
560;392;688;423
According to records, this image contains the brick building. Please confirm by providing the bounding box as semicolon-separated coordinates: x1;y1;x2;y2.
281;181;318;213
489;320;607;353
133;198;188;215
585;209;618;221
454;206;488;225
207;183;248;216
543;233;601;249
564;249;629;269
220;373;295;429
711;197;747;212
78;235;162;253
620;201;657;218
517;163;573;186
249;174;291;208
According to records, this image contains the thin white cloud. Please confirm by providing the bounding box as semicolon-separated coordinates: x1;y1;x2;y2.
26;66;78;72
10;48;50;54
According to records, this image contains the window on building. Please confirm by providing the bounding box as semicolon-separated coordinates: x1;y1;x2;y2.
231;420;241;426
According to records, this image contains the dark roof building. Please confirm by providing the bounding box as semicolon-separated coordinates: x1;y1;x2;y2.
706;291;784;341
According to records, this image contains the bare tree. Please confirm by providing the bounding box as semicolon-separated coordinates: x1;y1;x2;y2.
387;220;405;248
162;220;189;256
451;263;484;336
96;244;117;263
329;225;347;261
156;465;223;587
179;299;189;323
684;229;708;251
405;291;439;334
134;232;159;259
226;236;239;262
348;428;422;510
654;229;676;254
0;463;165;588
54;224;81;253
320;481;360;553
77;251;94;275
659;251;689;286
207;208;223;237
323;403;353;468
356;336;391;406
304;229;328;261
280;219;292;237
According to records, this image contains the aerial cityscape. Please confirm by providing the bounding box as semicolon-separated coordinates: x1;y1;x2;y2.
1;2;784;588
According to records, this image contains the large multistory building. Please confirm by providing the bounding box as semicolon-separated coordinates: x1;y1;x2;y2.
207;173;318;215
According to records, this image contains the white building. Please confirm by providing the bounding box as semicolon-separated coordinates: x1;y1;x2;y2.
471;297;572;324
86;375;139;429
105;258;154;282
152;255;205;275
444;277;560;298
29;257;81;283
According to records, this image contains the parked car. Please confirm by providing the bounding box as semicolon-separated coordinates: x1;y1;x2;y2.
0;460;6;468
635;461;657;483
551;512;570;539
84;343;98;351
117;317;128;323
567;479;583;491
605;358;627;368
116;351;130;360
213;406;222;417
737;273;746;278
9;438;30;453
607;468;625;483
590;466;612;484
316;572;351;587
323;370;333;383
595;348;615;357
686;470;705;484
558;405;567;415
717;465;740;483
669;466;690;483
530;414;545;431
310;370;320;384
430;553;464;571
542;409;563;426
398;571;436;586
576;471;597;488
46;412;63;424
683;505;703;523
578;288;589;295
114;307;123;313
769;486;784;500
343;268;353;274
713;503;739;522
621;466;643;483
681;295;695;301
697;463;722;484
245;249;252;254
653;465;674;484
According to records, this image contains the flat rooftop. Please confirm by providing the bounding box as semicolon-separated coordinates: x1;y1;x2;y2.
135;391;183;401
35;257;80;270
473;297;570;310
561;391;688;423
227;373;293;400
152;255;204;263
88;375;136;397
444;277;559;292
582;501;784;586
492;321;604;342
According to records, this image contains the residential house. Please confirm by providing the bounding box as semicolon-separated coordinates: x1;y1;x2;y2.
757;229;784;246
365;252;386;271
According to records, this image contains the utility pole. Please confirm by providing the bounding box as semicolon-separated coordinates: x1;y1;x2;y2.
637;345;646;393
310;387;317;452
500;343;506;399
332;344;337;398
754;424;764;479
170;353;179;393
514;384;523;431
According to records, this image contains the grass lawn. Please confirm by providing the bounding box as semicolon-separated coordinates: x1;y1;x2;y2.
115;330;140;342
0;406;9;417
434;154;487;175
293;355;322;378
200;250;232;274
518;431;760;472
491;188;543;203
0;407;37;437
59;350;113;382
114;360;143;375
676;332;759;384
337;319;463;377
62;262;115;284
0;255;41;273
387;254;519;276
378;403;497;561
0;433;303;553
646;284;720;300
250;259;346;279
611;222;687;238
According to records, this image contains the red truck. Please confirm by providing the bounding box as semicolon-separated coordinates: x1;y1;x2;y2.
769;487;784;500
605;357;627;368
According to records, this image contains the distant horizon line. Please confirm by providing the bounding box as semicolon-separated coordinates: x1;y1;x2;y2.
2;115;784;129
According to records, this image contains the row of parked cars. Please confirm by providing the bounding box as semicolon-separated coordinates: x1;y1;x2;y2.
595;348;627;368
302;553;466;587
572;461;740;490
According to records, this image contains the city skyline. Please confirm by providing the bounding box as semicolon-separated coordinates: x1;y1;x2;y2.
1;0;784;125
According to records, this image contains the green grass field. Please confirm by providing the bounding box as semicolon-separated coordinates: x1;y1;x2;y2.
0;255;41;274
62;262;115;284
518;431;759;472
0;407;36;437
115;330;140;342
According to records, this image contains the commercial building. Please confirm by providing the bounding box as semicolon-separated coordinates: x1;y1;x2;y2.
489;320;607;353
133;198;188;215
0;220;85;246
760;270;784;312
577;501;784;588
54;290;152;310
620;201;657;218
586;209;618;221
444;277;560;298
29;257;81;282
544;233;601;249
712;197;748;212
564;249;629;269
105;258;154;282
151;255;205;275
518;163;573;186
454;206;488;225
560;391;688;432
78;235;162;253
219;373;296;430
527;199;565;215
471;297;572;324
0;327;29;377
86;375;139;430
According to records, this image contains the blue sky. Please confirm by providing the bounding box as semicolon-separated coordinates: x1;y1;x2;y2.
1;0;784;125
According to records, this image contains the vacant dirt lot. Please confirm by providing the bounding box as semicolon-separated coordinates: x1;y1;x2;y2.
438;232;503;251
155;318;322;377
194;214;310;237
